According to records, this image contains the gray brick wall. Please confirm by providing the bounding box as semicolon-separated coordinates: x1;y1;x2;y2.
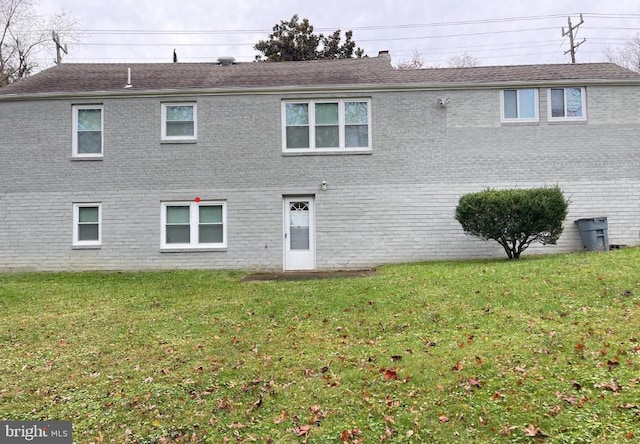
1;84;638;271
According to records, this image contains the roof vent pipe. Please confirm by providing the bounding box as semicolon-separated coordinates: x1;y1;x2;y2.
124;67;132;88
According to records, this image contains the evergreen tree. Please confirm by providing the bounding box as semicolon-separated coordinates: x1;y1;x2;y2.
255;15;364;62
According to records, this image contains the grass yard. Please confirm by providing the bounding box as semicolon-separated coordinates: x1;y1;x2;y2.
1;250;639;443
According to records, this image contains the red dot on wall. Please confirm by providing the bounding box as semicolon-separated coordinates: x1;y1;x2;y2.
195;197;201;202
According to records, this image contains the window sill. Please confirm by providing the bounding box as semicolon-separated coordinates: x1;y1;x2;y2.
71;156;103;161
160;247;227;253
500;120;540;125
283;149;372;156
160;139;198;144
72;245;102;250
547;119;588;124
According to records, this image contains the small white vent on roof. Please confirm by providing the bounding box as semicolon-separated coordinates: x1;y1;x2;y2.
124;67;132;88
217;57;235;66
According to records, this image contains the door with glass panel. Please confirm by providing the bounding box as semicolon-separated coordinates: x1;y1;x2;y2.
284;197;315;270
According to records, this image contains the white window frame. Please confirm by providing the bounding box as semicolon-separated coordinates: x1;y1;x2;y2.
500;88;539;122
160;201;227;250
73;203;102;247
281;99;372;152
547;87;587;121
72;105;104;158
161;102;197;141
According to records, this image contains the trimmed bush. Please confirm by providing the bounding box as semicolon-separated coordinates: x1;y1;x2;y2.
455;186;569;260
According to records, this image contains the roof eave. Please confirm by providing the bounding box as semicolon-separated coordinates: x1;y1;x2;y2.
1;78;639;102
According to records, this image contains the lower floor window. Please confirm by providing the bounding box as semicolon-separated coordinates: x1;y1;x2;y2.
73;203;101;246
161;201;227;249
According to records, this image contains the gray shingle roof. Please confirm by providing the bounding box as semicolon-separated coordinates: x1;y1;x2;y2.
397;62;640;84
1;53;639;98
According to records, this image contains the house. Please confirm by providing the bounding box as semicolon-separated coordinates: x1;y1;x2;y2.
0;51;639;271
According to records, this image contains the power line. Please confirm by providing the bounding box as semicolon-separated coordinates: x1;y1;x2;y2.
72;13;640;35
20;12;640;37
67;26;564;48
29;11;640;68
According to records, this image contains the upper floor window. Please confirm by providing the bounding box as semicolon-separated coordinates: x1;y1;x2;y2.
72;105;103;158
73;203;102;247
161;200;226;249
501;89;538;122
283;99;371;152
162;103;197;141
548;87;586;120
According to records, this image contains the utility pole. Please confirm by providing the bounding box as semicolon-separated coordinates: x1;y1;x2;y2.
562;14;585;64
52;31;67;65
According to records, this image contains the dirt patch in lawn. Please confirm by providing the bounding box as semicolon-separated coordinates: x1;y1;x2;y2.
240;268;377;282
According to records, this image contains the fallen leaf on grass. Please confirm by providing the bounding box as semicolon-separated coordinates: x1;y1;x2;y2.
463;377;482;392
547;404;562;417
468;377;481;387
246;393;263;413
382;368;398;380
499;424;518;436
340;427;362;442
380;427;394;441
294;424;312;436
273;410;287;424
523;424;548;438
595;379;622;392
618;403;638;410
607;359;620;370
309;405;328;425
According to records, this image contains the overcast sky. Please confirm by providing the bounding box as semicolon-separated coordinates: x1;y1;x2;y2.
34;0;640;68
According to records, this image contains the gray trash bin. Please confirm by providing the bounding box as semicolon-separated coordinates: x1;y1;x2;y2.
575;217;609;251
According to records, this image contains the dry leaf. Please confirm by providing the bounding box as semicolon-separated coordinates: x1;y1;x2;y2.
523;424;547;438
383;369;398;380
295;425;312;436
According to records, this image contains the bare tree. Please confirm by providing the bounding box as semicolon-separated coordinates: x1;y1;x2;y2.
395;50;426;70
603;33;640;72
396;50;481;70
1;0;77;87
447;52;480;68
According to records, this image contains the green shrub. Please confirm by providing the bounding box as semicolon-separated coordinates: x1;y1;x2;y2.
455;186;569;259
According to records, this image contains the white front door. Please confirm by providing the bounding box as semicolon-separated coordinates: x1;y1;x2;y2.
284;196;315;270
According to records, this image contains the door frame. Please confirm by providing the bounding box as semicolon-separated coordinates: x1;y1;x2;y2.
283;196;316;271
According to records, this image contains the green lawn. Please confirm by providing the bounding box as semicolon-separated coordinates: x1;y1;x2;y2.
1;250;639;443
